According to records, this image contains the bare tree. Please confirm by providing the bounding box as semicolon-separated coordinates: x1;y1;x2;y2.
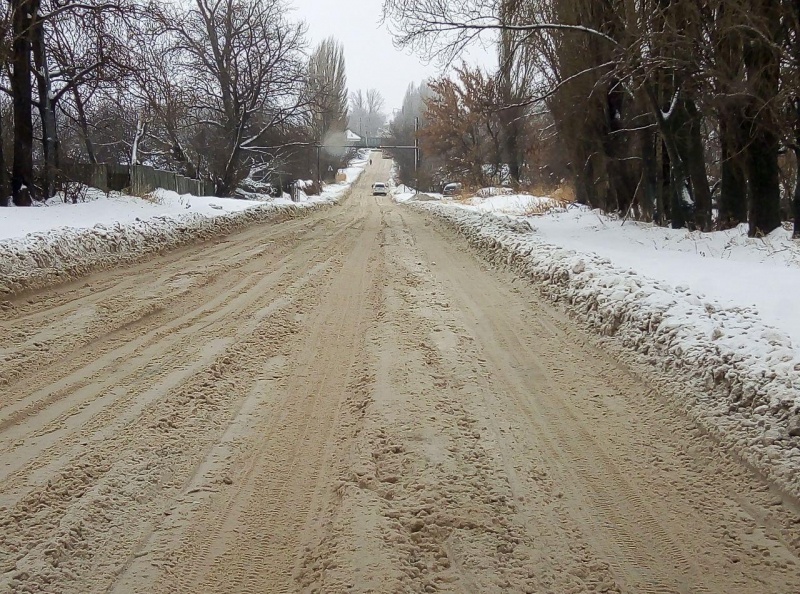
385;0;797;236
306;37;348;143
304;36;349;181
8;0;38;205
1;0;139;205
421;65;505;187
0;6;12;205
124;22;201;177
349;88;386;139
0;0;321;204
160;0;306;195
742;0;782;236
390;80;436;189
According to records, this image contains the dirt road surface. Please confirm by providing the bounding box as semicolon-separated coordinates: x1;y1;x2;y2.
2;155;799;593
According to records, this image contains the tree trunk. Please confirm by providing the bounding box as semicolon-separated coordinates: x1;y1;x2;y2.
792;2;800;238
662;125;691;230
744;0;781;237
715;1;748;230
10;0;40;206
130;115;146;166
573;148;597;207
659;139;670;225
603;80;638;216
718;111;748;229
498;0;522;183
33;18;58;199
502;120;521;183
72;87;97;164
640;122;658;222
648;85;693;230
793;146;800;239
668;157;689;230
217;142;242;197
746;124;781;237
0;113;8;207
684;100;712;231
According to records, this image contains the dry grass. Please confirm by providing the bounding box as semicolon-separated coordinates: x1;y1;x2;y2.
551;183;576;204
450;182;576;216
138;191;164;204
518;199;559;216
517;183;575;216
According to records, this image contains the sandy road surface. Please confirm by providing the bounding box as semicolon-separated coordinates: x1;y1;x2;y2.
1;155;799;593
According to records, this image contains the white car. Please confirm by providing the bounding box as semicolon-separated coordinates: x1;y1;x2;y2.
372;182;388;196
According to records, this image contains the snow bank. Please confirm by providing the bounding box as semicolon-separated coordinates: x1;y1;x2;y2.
391;188;443;204
451;201;800;347
391;186;418;204
0;198;333;296
409;202;800;500
457;193;564;216
394;187;562;213
528;209;800;351
0;190;263;240
0;154;368;296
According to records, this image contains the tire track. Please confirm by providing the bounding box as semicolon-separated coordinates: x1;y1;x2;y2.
0;221;311;391
0;171;375;593
111;163;391;594
390;205;800;594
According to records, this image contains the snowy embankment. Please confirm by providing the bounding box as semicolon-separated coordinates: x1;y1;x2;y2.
408;200;800;500
0;160;365;296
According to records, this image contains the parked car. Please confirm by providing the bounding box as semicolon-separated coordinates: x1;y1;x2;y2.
442;182;463;197
372;182;388;196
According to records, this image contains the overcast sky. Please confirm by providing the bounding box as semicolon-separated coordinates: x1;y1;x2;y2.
291;0;493;115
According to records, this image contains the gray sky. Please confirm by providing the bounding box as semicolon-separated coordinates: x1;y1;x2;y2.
291;0;493;114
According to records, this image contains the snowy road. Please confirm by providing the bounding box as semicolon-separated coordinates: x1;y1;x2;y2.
1;157;799;593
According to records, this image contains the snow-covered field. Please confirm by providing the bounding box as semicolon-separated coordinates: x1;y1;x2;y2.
406;198;800;500
0;156;366;296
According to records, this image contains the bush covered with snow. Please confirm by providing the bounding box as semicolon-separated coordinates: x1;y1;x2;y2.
410;201;800;499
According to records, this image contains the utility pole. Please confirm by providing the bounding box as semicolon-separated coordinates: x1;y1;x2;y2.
316;144;321;187
414;116;419;194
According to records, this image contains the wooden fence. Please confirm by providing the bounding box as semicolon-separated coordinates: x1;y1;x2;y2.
64;164;216;196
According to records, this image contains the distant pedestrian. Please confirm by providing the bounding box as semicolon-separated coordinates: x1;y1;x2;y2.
369;159;372;165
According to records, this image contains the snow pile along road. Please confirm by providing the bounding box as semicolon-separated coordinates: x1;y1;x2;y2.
408;201;800;499
455;198;800;348
0;199;325;296
459;191;565;216
0;161;365;296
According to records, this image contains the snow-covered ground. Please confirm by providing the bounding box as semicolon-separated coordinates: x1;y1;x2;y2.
406;198;800;500
391;186;442;204
535;213;800;349
340;152;370;183
0;190;271;241
391;186;417;203
453;195;800;352
0;156;366;295
460;193;563;216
